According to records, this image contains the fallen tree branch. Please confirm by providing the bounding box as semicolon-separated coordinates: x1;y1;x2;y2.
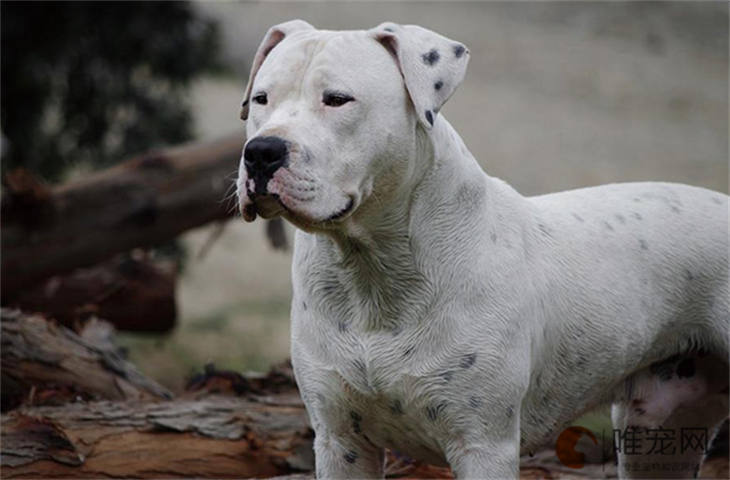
1;393;314;478
1;134;245;298
0;309;171;410
5;253;177;332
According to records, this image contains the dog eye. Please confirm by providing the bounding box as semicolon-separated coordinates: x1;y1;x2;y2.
252;92;268;105
323;91;354;107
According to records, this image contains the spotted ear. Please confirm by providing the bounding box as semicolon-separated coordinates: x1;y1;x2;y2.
240;19;315;121
369;22;469;129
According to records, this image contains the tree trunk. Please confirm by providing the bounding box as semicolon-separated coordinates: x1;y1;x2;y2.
5;254;177;332
1;134;245;298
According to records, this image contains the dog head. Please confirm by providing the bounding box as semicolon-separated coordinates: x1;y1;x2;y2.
237;20;469;230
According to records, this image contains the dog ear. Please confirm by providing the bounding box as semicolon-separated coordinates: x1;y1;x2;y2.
369;22;469;129
240;19;315;121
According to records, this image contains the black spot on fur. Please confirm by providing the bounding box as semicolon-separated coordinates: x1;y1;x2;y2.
344;450;358;463
403;345;415;358
460;353;477;369
302;301;307;310
352;359;366;374
615;214;626;224
422;48;440;66
434;80;443;91
685;270;694;281
603;221;614;231
572;213;584;222
425;110;434;126
633;197;642;203
439;370;454;382
639;239;649;250
453;44;466;58
632;212;643;220
676;358;695;378
671;205;681;213
650;355;680;381
337;320;348;333
490;232;497;243
426;406;438;421
468;396;482;408
426;402;446;421
506;406;514;418
390;399;404;415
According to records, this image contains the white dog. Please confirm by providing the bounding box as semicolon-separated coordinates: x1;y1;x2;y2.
237;20;729;479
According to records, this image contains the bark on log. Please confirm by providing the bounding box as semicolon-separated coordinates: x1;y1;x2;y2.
1;309;171;410
0;393;314;479
6;254;177;332
1;133;245;298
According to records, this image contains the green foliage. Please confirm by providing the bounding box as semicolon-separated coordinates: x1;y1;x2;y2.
1;1;222;182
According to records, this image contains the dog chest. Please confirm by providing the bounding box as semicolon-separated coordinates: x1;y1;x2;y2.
305;363;453;466
294;324;497;466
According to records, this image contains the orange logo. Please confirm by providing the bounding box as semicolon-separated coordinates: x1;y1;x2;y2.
555;426;598;469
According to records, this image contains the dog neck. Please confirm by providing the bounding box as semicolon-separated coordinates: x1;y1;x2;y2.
311;117;531;331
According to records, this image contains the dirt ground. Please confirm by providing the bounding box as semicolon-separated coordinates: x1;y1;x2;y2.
120;2;729;392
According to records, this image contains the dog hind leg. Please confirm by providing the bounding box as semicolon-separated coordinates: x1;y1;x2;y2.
611;355;728;479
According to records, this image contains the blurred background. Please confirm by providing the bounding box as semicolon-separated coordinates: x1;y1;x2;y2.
1;3;728;477
2;1;727;393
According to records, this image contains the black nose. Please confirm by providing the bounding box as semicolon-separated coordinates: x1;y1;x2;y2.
244;136;288;194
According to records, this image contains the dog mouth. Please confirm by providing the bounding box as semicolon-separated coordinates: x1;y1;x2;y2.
325;197;355;222
244;193;287;220
243;191;356;226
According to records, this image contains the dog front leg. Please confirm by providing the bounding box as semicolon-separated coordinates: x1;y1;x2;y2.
449;440;520;480
447;410;522;480
314;431;385;479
